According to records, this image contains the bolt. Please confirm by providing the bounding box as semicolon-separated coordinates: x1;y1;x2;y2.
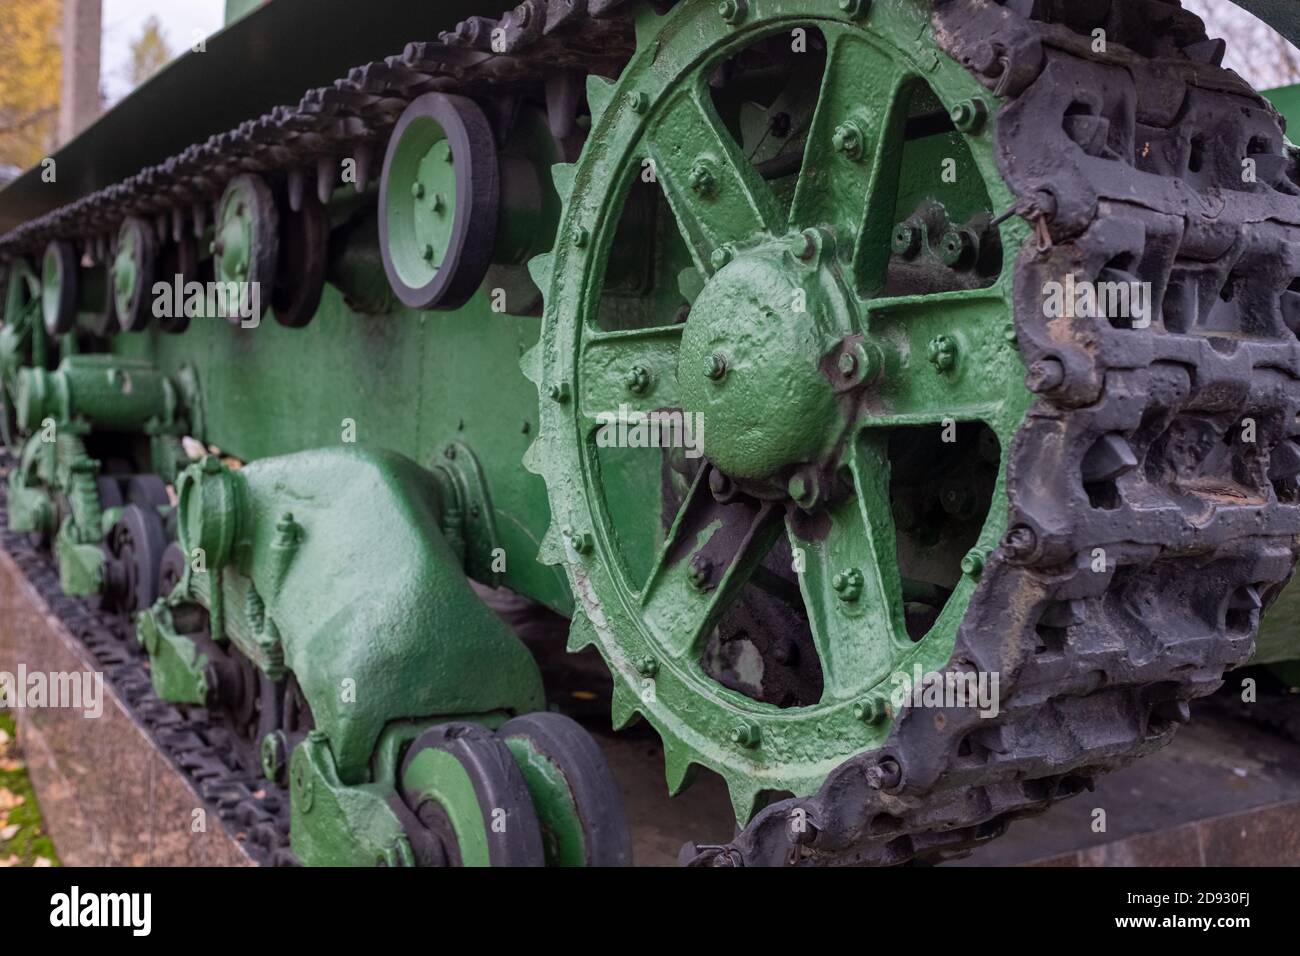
1002;525;1038;563
928;335;958;373
689;160;717;197
547;381;571;403
1026;357;1065;394
938;228;975;268
710;246;733;271
432;193;446;214
443;444;457;460
636;656;659;678
573;226;590;249
717;0;747;24
891;222;921;258
422;244;435;262
831;120;866;161
853;696;886;724
730;722;761;748
627;91;649;114
865;757;902;790
1002;322;1018;344
832;567;864;602
950;98;988;134
564;527;593;554
624;365;651;394
705;352;728;382
788;228;817;261
688;553;714;590
838;350;858;378
788;471;820;510
961;549;986;578
708;468;734;500
838;0;870;18
411;182;425;200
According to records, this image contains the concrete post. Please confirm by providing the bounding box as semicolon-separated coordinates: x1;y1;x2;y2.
57;0;103;147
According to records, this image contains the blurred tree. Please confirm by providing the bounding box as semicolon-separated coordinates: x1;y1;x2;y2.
128;15;173;89
0;0;61;170
1182;0;1300;91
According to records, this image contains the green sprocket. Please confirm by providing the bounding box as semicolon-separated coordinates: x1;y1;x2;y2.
525;0;1031;821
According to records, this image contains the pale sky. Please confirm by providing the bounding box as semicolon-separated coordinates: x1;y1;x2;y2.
101;0;226;105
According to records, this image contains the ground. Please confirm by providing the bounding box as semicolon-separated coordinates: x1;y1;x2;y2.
0;713;59;867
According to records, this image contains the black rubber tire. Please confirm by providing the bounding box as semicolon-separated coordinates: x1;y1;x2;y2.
499;711;632;866
398;722;545;867
378;92;500;311
42;239;78;336
272;191;330;328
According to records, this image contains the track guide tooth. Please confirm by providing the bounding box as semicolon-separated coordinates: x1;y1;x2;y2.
585;74;615;127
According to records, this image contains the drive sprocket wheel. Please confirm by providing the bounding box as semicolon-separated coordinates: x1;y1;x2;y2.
526;0;1029;820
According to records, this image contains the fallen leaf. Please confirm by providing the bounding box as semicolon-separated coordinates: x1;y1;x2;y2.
0;855;18;867
0;788;23;811
0;728;10;748
0;759;24;772
0;824;18;841
33;857;52;867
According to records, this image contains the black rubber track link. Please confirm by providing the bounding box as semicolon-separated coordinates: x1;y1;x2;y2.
685;0;1300;866
0;456;296;866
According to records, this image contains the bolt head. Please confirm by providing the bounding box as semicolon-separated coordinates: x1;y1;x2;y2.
730;722;760;748
710;247;732;271
832;121;865;160
689;161;717;197
688;554;714;590
573;227;590;249
625;365;651;394
636;656;659;678
950;98;988;133
891;222;920;258
1026;358;1065;394
627;91;649;114
411;182;425;200
788;229;817;261
422;244;435;262
839;0;869;17
961;549;985;577
837;351;858;378
928;335;958;373
704;352;728;382
718;0;747;24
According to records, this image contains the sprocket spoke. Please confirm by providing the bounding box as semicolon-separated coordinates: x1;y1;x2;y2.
639;466;783;661
860;289;1020;426
646;84;786;275
790;26;911;286
578;325;682;422
788;432;906;700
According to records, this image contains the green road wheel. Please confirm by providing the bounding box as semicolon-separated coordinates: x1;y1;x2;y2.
399;722;545;867
499;712;632;867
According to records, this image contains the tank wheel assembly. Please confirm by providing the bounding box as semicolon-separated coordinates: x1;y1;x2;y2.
398;722;545;867
498;712;631;866
527;0;1027;820
102;503;167;614
40;240;79;336
213;173;279;325
111;217;157;332
379;92;500;311
271;191;330;328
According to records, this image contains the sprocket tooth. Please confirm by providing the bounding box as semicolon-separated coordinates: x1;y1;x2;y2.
662;737;699;796
585;75;616;127
610;680;642;731
551;162;578;200
538;517;566;566
519;340;543;386
525;251;554;292
522;435;543;475
632;4;664;46
723;774;764;825
567;607;598;653
677;266;704;304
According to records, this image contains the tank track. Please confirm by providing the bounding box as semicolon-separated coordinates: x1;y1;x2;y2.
0;456;296;865
2;0;1299;868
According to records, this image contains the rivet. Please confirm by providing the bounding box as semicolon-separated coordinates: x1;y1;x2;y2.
704;352;728;381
